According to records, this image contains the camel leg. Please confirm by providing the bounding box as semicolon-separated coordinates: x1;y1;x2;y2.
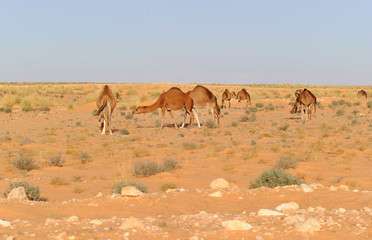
192;109;201;128
228;100;231;108
101;118;106;135
167;110;178;129
160;108;165;129
180;114;187;128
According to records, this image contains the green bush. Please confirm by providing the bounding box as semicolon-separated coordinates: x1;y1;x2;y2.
112;181;148;193
49;154;64;167
12;152;37;171
275;156;298;170
249;169;303;189
4;181;40;201
133;158;180;177
67;103;74;110
4;107;12;113
162;158;180;171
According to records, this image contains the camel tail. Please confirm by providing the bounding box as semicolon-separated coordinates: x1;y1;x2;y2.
214;96;221;115
96;99;107;116
313;97;317;114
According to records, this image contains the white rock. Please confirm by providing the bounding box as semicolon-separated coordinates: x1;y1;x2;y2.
66;216;79;223
6;236;15;240
121;186;144;197
300;184;313;193
284;215;305;226
120;217;143;230
315;207;326;214
338;208;346;213
276;202;299;212
258;209;283;216
208;191;223;197
338;185;349;191
295;218;321;233
68;236;75;240
7;187;28;201
96;192;103;197
210;178;230;190
329;185;337;191
90;219;103;225
221;220;253;230
0;219;12;227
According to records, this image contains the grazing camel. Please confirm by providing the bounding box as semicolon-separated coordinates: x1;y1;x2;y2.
132;87;200;129
290;89;317;120
222;89;234;108
181;85;220;127
95;85;119;135
234;88;251;109
357;90;367;99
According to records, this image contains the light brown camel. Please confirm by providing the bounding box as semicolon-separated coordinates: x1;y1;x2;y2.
221;89;234;108
234;88;251;109
357;90;367;99
132;87;200;129
182;85;220;126
290;89;317;120
95;85;120;135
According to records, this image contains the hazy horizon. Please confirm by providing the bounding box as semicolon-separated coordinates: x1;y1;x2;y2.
1;1;372;86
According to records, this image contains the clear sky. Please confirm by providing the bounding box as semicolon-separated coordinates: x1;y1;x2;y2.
1;1;371;85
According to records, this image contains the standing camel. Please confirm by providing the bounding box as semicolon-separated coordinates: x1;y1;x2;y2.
290;89;317;120
132;87;200;129
357;90;367;99
181;85;220;127
95;85;120;135
221;89;235;108
234;88;251;109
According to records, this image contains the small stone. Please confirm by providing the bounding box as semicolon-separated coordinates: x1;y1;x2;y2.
222;220;253;230
6;236;15;240
208;191;223;197
338;208;346;213
295;218;321;233
258;209;283;216
165;189;178;193
68;236;76;240
338;185;349;191
66;216;79;223
90;219;103;225
276;202;299;212
307;207;315;212
210;178;230;190
315;207;326;214
0;219;12;227
7;187;28;201
329;185;337;191
121;186;144;197
284;215;305;226
119;217;143;230
300;184;313;193
96;192;103;197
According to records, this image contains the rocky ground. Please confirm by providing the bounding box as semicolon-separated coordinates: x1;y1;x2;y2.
1;182;371;240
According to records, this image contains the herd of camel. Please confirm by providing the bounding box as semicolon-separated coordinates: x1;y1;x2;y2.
95;85;368;135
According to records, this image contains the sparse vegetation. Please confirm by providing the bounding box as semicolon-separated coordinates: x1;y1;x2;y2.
133;158;180;177
12;152;38;171
112;181;148;193
119;128;130;135
250;169;303;189
204;119;216;129
275;156;298;170
183;141;197;150
160;183;178;192
49;154;64;167
50;176;69;186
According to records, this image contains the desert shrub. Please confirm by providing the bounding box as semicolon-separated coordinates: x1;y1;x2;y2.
367;101;372;109
125;113;133;119
249;169;303;189
160;183;178;192
353;102;361;106
12;152;37;171
49;154;64;167
67;103;74;110
125;88;138;96
251;139;257;145
275;156;298;170
120;112;126;116
78;152;91;164
18;137;34;146
162;158;181;171
345;102;352;107
4;181;40;201
92;109;98;115
231;121;238;127
151;110;159;115
4;107;12;113
50;177;69;186
38;106;51;112
336;109;345;116
204;119;216;129
279;123;290;131
130;105;137;111
119;128;130;135
240;115;249;122
245;107;257;114
118;105;127;111
22;106;34;112
256;103;264;108
183;141;197;150
133;160;160;177
246;113;257;122
0;107;4;112
179;132;184;137
112;181;148;193
265;103;275;111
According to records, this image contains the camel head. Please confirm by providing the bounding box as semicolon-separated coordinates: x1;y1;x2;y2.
132;106;146;114
231;92;237;99
295;89;303;99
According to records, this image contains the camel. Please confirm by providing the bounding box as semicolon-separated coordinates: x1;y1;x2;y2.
221;89;234;108
181;85;220;127
357;90;367;99
132;87;200;129
234;88;251;109
95;85;120;135
290;89;317;120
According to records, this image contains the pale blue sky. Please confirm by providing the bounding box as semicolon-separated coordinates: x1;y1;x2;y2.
1;1;371;85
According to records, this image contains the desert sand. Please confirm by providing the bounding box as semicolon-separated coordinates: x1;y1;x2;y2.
0;83;371;239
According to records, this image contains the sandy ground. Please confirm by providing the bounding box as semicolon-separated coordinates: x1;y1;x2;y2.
0;83;371;239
